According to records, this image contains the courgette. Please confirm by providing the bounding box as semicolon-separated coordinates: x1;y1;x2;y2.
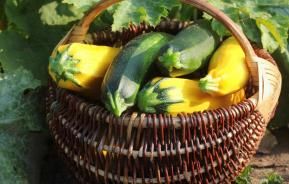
157;21;219;77
101;32;173;116
137;77;245;115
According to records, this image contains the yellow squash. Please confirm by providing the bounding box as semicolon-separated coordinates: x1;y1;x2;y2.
137;77;245;115
199;37;249;96
49;43;120;100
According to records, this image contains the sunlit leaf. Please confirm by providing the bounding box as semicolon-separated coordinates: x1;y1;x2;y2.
63;0;100;11
112;0;180;31
39;1;83;26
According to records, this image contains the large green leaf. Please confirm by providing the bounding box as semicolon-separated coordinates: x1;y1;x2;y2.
206;0;289;53
39;1;83;26
2;0;71;83
112;0;180;31
0;31;47;82
0;68;40;127
62;0;100;11
257;21;280;53
0;130;28;184
0;67;43;183
210;7;239;37
238;14;262;45
256;16;289;53
256;0;289;17
169;4;198;21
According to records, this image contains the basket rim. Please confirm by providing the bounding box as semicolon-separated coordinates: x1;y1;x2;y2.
50;86;255;129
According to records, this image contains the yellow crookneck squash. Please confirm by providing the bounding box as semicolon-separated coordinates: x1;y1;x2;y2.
137;77;245;115
48;43;120;100
199;37;249;96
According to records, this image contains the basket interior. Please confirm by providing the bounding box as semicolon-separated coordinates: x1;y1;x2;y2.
69;20;259;110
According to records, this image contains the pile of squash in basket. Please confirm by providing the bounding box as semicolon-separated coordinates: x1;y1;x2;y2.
48;20;249;117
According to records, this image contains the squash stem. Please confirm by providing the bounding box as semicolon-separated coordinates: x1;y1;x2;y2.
137;89;160;113
105;90;128;117
49;45;82;87
158;48;183;72
199;75;220;94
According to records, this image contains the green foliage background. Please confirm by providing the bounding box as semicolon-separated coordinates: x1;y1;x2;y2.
0;0;288;183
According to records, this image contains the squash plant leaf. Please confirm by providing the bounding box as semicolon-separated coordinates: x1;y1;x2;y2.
39;1;83;26
112;0;180;31
40;0;113;30
2;0;71;83
62;0;100;12
0;67;42;183
206;0;289;53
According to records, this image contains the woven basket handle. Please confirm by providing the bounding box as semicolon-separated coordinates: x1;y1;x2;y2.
60;0;281;122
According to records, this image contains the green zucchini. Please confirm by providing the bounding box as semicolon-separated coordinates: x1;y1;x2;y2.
101;32;173;116
157;20;219;77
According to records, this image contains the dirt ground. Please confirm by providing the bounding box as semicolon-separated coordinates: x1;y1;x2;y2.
40;128;289;184
249;128;289;183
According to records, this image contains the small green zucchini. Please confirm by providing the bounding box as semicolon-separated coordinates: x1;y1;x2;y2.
101;32;173;116
157;20;219;77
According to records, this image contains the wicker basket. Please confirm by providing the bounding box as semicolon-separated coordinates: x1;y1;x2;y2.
46;0;282;183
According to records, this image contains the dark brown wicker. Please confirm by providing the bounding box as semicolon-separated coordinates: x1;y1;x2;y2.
47;86;265;184
46;0;282;183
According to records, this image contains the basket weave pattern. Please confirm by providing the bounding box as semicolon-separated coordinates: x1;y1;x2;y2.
47;86;265;183
46;0;282;183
